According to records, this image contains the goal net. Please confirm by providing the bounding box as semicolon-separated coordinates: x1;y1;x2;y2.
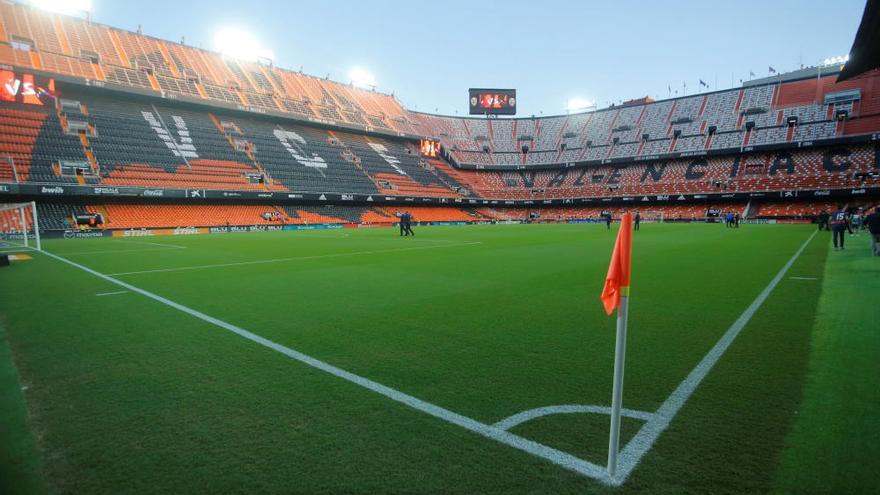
0;202;41;251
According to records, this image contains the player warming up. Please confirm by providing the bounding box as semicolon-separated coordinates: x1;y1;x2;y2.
830;204;849;251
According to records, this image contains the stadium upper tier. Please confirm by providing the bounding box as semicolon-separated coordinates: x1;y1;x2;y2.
0;2;878;202
2;2;879;171
413;73;879;167
0;2;418;135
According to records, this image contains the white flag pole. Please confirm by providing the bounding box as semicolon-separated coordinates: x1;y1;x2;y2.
607;288;630;478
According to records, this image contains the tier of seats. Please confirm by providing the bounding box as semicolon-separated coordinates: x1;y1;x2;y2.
28;199;880;232
2;89;876;202
751;201;876;218
478;204;744;221
87;204;289;229
0;103;88;183
412;73;879;166
3;2;880;173
28;204;483;229
6;90;459;195
449;145;880;199
0;3;417;135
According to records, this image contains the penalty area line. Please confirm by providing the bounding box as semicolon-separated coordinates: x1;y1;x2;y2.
37;249;614;485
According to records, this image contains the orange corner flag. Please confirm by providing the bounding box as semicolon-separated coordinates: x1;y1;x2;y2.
601;212;633;315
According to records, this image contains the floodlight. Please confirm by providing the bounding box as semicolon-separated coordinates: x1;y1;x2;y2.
31;0;91;16
822;54;850;66
349;68;377;89
567;97;595;113
213;28;274;62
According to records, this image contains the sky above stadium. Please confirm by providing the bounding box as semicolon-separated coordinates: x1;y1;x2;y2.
87;0;866;117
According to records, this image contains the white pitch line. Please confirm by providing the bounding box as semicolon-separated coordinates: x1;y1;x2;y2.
789;276;818;280
54;247;188;256
38;249;614;485
31;230;817;487
96;290;129;297
611;230;818;485
112;240;187;249
106;242;483;277
494;404;657;431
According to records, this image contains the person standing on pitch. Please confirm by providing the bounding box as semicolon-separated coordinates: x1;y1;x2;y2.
403;211;415;236
634;211;641;231
398;211;406;236
735;212;741;228
865;206;880;256
606;212;612;230
830;204;849;251
817;210;829;231
850;209;862;235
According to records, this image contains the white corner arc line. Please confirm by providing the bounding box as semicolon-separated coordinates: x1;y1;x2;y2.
106;242;482;277
611;230;818;485
494;404;657;431
32;229;816;487
37;249;614;485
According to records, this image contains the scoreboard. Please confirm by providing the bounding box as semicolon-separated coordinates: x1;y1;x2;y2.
0;71;55;106
469;88;516;115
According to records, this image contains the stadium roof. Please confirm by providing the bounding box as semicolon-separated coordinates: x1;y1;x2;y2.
838;0;880;81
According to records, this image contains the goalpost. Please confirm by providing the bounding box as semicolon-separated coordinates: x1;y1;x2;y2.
0;202;41;251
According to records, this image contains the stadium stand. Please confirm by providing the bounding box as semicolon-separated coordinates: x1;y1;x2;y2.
0;2;415;135
0;3;878;235
446;146;880;199
413;73;878;167
28;203;490;229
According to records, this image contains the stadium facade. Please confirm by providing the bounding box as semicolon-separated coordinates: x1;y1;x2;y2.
0;2;878;235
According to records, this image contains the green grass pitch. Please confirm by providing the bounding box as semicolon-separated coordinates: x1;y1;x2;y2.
1;223;877;493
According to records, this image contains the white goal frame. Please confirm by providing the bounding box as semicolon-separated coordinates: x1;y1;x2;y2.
0;201;41;251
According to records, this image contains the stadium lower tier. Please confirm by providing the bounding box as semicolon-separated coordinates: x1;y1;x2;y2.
26;200;879;231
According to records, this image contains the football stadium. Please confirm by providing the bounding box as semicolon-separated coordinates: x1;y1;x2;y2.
1;0;879;493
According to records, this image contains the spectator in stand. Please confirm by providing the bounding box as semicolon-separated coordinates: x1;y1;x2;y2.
634;211;641;231
830;204;849;251
865;206;880;256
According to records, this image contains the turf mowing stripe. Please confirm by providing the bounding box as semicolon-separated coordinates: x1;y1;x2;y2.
613;230;819;485
37;249;617;485
494;405;657;431
105;242;483;276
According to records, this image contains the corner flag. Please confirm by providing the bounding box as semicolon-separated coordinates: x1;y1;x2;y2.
602;212;633;479
601;213;633;315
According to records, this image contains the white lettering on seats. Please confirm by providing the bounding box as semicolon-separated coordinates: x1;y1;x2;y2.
273;129;327;169
368;142;406;175
141;111;199;158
